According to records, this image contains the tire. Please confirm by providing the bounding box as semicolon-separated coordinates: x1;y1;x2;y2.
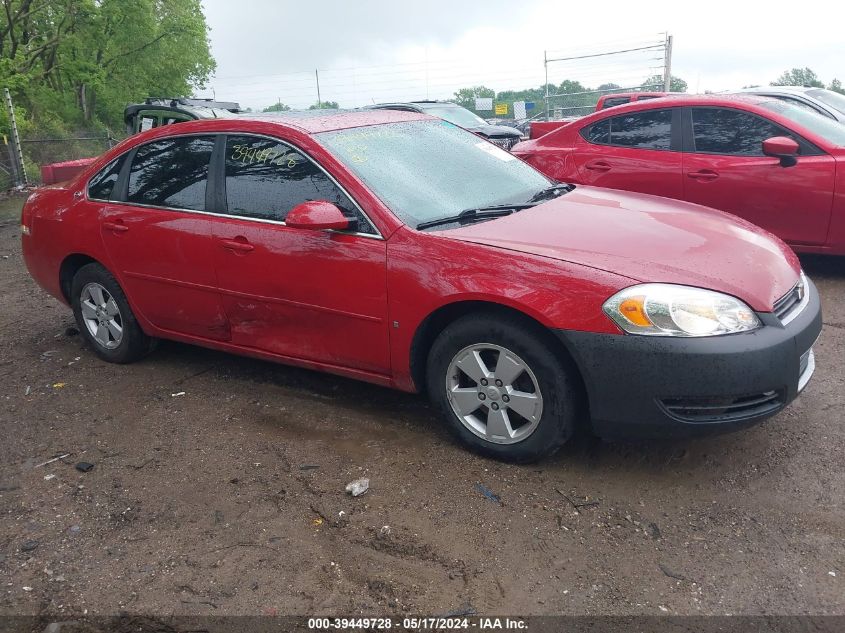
426;312;580;463
70;263;155;364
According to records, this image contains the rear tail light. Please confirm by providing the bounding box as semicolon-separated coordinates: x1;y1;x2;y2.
20;194;36;236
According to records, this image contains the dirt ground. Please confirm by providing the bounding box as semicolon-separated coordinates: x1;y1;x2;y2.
1;193;843;622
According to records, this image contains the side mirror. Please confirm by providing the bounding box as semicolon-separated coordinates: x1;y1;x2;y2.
762;136;800;167
285;200;349;231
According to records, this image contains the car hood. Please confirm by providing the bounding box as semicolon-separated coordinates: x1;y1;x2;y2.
469;124;523;138
440;186;801;311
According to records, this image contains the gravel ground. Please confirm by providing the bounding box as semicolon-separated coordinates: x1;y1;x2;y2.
0;193;843;623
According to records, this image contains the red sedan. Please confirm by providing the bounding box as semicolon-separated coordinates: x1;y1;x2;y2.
513;95;845;255
22;109;821;462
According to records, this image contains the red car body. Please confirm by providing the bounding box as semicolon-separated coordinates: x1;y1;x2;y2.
513;94;845;255
21;109;822;458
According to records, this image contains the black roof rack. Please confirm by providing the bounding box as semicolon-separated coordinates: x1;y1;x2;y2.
141;97;241;112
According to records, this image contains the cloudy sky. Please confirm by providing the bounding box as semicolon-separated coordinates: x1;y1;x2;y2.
199;0;844;111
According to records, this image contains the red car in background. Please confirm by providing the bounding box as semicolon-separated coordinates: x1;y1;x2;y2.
22;109;821;462
594;91;667;110
513;95;845;255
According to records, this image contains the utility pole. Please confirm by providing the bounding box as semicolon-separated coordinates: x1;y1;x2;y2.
3;88;27;186
663;34;674;92
543;50;549;120
315;69;322;108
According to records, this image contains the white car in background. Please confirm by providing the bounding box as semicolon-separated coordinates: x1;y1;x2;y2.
736;86;845;123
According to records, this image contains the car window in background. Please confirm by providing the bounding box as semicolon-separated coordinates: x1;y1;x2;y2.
88;156;125;201
601;97;629;109
691;108;804;155
583;119;611;143
760;100;845;147
771;96;828;116
224;135;374;232
637;95;661;101
806;88;845;116
318;120;551;227
126;136;215;210
608;109;672;149
420;105;488;128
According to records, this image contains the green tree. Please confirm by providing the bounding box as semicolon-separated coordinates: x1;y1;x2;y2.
263;102;291;112
829;79;844;95
308;101;339;110
452;85;495;111
772;67;824;88
641;74;688;92
557;79;586;94
0;0;214;133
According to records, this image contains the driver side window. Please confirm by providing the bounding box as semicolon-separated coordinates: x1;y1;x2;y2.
223;135;376;234
691;108;802;156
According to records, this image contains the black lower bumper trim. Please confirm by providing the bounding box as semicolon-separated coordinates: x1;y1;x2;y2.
554;279;823;439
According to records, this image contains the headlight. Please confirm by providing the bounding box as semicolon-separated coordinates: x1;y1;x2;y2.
603;284;761;337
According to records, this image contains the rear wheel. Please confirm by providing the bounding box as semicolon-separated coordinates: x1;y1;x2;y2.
71;263;154;364
426;313;579;462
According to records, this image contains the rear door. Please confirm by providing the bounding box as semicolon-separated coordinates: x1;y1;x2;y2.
210;134;390;374
682;106;835;246
96;135;229;340
571;107;684;198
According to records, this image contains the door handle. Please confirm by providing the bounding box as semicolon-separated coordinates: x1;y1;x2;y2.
585;161;612;172
688;170;719;181
219;238;254;253
102;220;129;233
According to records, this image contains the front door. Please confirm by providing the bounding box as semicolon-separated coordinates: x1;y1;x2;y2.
682;107;835;246
211;134;390;375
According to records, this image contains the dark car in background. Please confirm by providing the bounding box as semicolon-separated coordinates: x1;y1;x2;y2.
124;97;240;134
369;101;524;150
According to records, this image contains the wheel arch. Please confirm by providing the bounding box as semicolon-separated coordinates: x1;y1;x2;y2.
409;300;588;413
59;253;101;304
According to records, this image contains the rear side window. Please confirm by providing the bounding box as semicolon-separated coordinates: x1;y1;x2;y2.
608;109;672;150
690;107;811;156
126;136;215;210
583;119;610;143
601;97;630;109
88;156;124;201
224;135;374;233
581;109;672;150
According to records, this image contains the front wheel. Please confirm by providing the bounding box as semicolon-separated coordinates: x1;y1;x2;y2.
426;313;580;462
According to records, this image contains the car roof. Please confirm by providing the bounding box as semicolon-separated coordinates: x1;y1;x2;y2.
373;101;461;109
235;108;432;133
588;93;777;114
737;86;815;95
601;91;667;99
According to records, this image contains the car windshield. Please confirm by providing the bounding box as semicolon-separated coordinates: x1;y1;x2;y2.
419;105;488;128
760;100;845;147
317;120;552;228
806;88;845;116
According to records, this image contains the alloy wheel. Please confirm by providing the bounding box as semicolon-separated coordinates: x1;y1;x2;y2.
80;282;123;350
445;343;544;444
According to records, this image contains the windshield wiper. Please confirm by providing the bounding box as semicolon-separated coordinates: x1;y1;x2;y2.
416;203;537;230
528;183;575;203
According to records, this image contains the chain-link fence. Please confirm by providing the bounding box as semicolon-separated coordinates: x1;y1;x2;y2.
0;138;16;191
2;131;119;190
21;133;118;183
544;84;664;119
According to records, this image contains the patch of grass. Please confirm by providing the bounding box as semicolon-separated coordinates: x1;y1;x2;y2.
0;193;26;221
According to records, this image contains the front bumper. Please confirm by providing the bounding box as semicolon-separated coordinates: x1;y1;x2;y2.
555;279;822;439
